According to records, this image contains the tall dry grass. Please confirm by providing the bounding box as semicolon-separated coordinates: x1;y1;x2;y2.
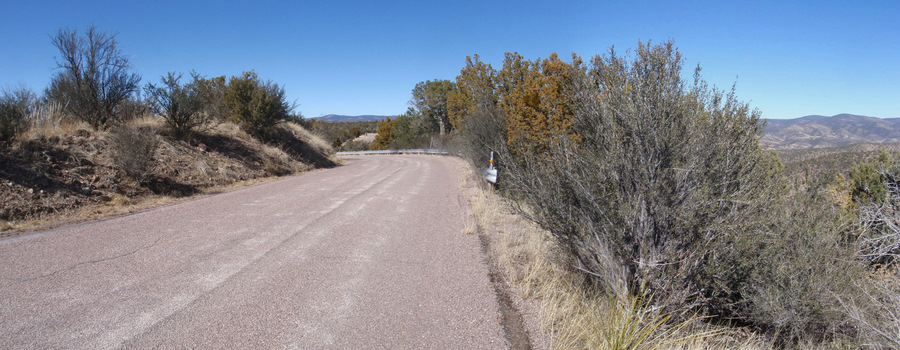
20;101;88;141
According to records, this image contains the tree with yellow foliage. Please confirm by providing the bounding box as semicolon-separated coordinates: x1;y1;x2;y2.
448;55;497;131
370;117;394;150
501;53;578;157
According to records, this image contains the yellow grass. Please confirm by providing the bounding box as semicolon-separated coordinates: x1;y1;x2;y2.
22;117;93;142
284;121;334;155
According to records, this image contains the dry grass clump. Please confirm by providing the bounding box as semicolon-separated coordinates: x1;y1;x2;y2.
460;163;773;350
20;101;92;142
284;122;334;156
260;144;298;176
106;193;132;207
271;122;340;167
109;124;159;182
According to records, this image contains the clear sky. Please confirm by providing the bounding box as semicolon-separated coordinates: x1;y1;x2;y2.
1;0;897;119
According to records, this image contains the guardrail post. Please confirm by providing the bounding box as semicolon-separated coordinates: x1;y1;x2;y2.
484;151;497;192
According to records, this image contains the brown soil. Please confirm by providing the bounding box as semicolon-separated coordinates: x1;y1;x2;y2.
0;120;337;236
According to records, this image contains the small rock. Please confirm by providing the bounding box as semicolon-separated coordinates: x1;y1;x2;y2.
81;186;92;195
91;190;102;196
27;188;34;194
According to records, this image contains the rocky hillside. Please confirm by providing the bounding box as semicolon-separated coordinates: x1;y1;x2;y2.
1;119;337;235
762;114;900;149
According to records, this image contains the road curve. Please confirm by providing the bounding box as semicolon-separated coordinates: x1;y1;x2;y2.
0;155;506;349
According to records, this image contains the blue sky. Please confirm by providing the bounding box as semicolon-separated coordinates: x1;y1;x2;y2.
1;0;897;119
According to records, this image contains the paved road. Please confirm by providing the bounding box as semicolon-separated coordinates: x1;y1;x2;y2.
0;156;506;349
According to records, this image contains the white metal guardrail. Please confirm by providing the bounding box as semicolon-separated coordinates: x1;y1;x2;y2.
337;148;498;187
336;149;450;156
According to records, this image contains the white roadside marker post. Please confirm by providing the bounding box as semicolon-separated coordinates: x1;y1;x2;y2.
485;151;498;192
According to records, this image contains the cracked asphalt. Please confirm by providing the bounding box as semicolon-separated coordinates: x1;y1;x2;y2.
0;155;506;349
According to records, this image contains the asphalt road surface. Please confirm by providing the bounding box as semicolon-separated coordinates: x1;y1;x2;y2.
0;155;507;349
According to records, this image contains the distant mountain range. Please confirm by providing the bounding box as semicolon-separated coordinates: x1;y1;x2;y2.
762;114;900;149
312;114;388;123
313;113;899;150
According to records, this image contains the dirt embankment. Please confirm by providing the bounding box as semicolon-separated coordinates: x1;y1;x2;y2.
0;119;337;235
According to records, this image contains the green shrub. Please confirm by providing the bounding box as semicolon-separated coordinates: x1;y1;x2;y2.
746;189;862;342
191;73;227;121
389;113;432;149
145;72;210;139
223;71;292;138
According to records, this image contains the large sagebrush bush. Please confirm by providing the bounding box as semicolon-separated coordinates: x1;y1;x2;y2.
501;41;788;319
448;41;882;343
